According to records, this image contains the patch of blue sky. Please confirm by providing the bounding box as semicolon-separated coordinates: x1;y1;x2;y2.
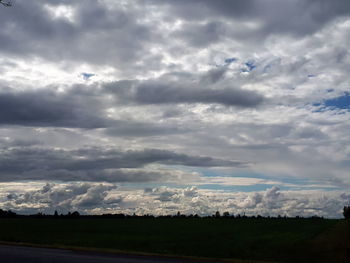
313;92;350;112
81;72;95;80
197;184;280;192
120;182;184;189
224;57;237;64
197;169;341;191
151;167;341;192
241;60;257;72
324;92;350;109
198;182;340;192
199;169;266;179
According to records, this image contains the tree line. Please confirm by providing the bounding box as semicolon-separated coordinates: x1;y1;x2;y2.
1;206;349;219
3;208;349;219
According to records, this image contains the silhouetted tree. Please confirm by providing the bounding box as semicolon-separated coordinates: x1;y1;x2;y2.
343;206;350;219
215;211;221;218
223;211;230;217
71;211;80;218
0;209;17;218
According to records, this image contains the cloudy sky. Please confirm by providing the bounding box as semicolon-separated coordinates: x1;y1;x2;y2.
0;0;350;218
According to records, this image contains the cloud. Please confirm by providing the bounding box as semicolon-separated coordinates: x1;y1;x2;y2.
0;0;160;71
0;86;190;137
71;184;114;207
134;82;263;107
2;182;117;213
0;87;108;128
153;0;350;37
2;184;349;218
0;146;248;182
106;71;264;107
104;121;188;137
172;21;225;47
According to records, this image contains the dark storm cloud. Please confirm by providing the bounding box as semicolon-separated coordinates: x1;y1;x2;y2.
0;0;76;56
0;88;108;128
134;82;263;107
203;67;228;84
0;147;248;182
152;0;350;36
149;0;254;20
106;74;264;107
0;87;188;136
105;121;187;137
2;0;349;68
0;0;158;67
172;21;225;47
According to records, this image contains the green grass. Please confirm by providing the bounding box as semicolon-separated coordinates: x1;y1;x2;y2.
0;218;343;262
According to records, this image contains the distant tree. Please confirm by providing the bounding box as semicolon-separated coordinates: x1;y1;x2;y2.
223;211;230;217
54;210;58;217
343;206;350;219
71;211;80;218
215;211;221;218
34;212;44;218
0;209;17;218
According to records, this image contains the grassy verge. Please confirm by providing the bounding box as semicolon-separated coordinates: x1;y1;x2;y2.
0;218;340;262
303;219;350;263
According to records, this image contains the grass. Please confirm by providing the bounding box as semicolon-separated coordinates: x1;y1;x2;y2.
0;218;345;262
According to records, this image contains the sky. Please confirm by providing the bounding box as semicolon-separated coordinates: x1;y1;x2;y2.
0;0;350;218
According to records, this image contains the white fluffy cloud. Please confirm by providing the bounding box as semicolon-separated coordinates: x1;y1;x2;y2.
1;183;349;218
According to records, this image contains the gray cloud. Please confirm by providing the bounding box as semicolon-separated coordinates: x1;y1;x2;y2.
153;0;350;37
0;88;108;128
1;0;350;71
105;121;188;137
172;21;225;47
106;73;264;107
149;0;255;21
134;82;263;107
0;0;160;71
0;87;189;137
0;146;248;182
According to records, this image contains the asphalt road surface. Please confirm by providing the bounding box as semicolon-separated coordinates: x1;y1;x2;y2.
0;245;222;263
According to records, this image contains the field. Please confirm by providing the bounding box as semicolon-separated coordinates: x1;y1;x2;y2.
0;218;348;262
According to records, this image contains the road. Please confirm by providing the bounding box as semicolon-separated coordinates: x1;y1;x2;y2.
0;244;221;263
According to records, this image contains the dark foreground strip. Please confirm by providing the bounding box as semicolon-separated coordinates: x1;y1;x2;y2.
0;244;272;263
